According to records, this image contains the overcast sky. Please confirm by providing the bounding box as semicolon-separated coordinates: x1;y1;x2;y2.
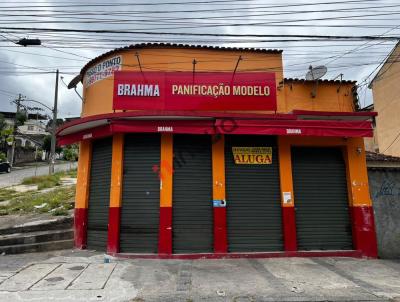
0;0;398;119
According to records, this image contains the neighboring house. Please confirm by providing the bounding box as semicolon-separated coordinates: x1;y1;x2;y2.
0;111;49;148
369;41;400;156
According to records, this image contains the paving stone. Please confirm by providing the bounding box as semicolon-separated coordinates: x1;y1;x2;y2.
0;263;60;291
262;258;379;301
67;263;116;290
31;263;88;290
322;258;400;299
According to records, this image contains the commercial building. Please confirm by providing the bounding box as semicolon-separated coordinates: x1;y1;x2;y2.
57;43;377;258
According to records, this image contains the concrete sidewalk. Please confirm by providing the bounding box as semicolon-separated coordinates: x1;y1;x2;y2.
0;250;400;302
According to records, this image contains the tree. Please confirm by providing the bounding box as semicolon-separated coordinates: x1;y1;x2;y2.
43;135;62;154
0;113;6;131
15;111;27;126
63;145;78;161
0;114;12;162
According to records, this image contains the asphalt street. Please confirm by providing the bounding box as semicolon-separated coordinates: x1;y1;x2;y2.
0;250;400;302
0;162;77;188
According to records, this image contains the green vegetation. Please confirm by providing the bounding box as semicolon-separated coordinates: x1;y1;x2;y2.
0;169;77;216
0;189;23;202
63;145;79;161
0;186;75;216
21;169;77;190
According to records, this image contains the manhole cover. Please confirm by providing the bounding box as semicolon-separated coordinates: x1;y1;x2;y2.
45;277;64;282
68;265;85;271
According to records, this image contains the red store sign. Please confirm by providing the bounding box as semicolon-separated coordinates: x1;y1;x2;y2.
113;71;277;111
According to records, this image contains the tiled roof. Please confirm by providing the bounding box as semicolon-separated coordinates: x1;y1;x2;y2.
80;42;282;76
366;151;400;162
282;78;356;84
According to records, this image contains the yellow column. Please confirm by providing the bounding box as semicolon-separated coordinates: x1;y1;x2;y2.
278;136;297;251
159;133;173;254
212;135;226;202
109;134;124;208
212;134;227;253
160;133;173;208
344;137;372;207
75;140;92;209
278;137;294;207
74;140;92;248
107;134;124;253
344;137;377;257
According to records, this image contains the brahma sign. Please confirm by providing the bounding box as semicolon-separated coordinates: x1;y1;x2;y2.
113;71;277;111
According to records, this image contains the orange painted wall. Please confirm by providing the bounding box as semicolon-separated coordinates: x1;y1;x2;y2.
82;48;283;116
80;47;357;117
282;81;355;112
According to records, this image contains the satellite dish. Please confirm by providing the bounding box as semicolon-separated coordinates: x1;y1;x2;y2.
306;65;327;81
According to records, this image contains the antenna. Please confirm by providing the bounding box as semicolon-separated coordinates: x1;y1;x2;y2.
305;65;328;98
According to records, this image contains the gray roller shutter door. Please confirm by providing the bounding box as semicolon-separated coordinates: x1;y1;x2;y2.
225;135;283;252
173;135;213;254
291;147;353;250
120;134;160;253
87;137;113;251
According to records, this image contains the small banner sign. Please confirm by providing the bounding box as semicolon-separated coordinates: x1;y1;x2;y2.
85;55;122;87
113;71;277;111
232;147;272;164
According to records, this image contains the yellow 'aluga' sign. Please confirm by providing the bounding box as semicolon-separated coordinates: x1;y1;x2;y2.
232;147;272;164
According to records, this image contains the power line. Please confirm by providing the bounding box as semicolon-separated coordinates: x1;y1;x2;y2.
2;27;400;40
0;0;383;10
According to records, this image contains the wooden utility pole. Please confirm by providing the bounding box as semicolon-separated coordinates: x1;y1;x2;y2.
49;69;59;174
9;94;22;167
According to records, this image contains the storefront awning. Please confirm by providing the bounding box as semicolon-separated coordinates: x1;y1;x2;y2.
214;119;373;137
57;110;376;145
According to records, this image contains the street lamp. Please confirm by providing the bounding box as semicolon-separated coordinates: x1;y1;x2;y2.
16;38;41;47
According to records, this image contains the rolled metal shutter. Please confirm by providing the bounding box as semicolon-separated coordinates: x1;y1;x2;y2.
87;137;112;251
120;134;161;253
173;135;213;253
291;147;353;250
225;135;283;252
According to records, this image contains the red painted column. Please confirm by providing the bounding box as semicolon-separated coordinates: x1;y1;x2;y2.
158;134;173;254
74;208;88;249
212;135;228;253
107;134;124;254
350;206;378;258
278;137;297;251
74;140;92;249
159;207;173;254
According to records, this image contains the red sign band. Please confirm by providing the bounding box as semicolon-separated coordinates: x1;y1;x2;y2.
113;71;277;111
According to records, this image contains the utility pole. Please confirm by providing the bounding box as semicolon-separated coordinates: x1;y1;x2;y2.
9;94;23;167
49;69;59;175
